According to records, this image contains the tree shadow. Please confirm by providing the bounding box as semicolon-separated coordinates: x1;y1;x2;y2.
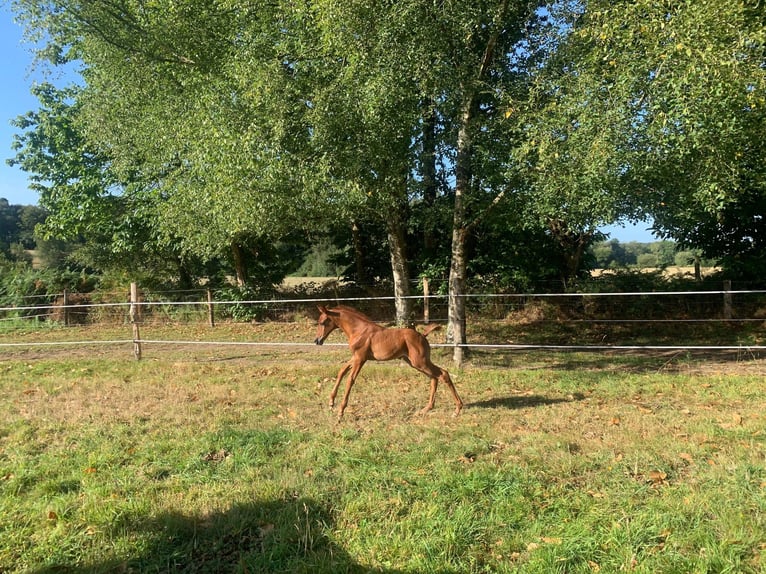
466;347;766;374
468;392;584;410
30;496;405;574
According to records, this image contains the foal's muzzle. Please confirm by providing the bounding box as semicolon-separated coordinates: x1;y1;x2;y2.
314;338;324;346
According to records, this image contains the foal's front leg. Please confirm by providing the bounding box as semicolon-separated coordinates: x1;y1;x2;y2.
336;357;366;420
330;360;353;409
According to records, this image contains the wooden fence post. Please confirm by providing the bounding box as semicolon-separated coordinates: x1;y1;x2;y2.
130;282;142;360
207;288;215;328
62;289;69;327
423;277;430;324
723;280;732;320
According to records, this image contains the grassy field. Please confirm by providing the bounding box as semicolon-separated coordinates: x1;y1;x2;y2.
1;320;765;573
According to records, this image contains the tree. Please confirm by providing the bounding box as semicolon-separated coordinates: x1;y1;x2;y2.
17;204;47;249
402;0;541;362
11;0;433;312
11;2;318;289
591;239;622;269
0;199;20;258
8;83;116;241
636;253;658;269
310;1;542;333
304;1;427;323
8;83;215;286
650;241;677;268
0;199;46;260
16;0;681;350
527;0;766;279
510;3;649;282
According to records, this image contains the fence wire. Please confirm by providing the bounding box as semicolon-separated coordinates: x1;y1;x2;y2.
1;289;765;355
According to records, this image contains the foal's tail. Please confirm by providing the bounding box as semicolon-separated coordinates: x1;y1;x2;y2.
420;324;442;337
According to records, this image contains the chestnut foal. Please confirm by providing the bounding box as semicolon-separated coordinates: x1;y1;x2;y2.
314;305;463;419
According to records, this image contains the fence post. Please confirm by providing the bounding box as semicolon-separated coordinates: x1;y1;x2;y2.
130;282;142;360
723;280;732;320
423;277;430;324
207;288;215;328
62;289;69;327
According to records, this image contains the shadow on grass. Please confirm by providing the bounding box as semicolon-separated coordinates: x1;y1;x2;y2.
465;347;765;374
30;497;410;574
468;393;584;410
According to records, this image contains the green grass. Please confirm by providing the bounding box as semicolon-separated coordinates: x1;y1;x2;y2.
1;323;765;573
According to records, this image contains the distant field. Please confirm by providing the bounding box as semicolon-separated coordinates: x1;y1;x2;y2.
590;266;720;278
281;276;342;288
283;268;723;286
1;322;764;573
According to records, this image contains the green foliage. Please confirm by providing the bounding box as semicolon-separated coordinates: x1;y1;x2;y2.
8;0;766;294
529;0;766;278
591;240;668;269
214;286;271;322
592;239;622;269
0;257;98;320
7;84;214;285
666;188;766;280
636;253;658;268
8;84;117;241
0;199;45;259
468;221;575;291
329;221;392;286
292;237;345;278
0;259;45;311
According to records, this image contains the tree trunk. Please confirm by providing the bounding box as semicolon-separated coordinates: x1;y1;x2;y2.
231;242;248;287
447;98;474;365
421;101;438;257
548;219;593;288
694;255;701;282
447;224;468;364
351;220;366;285
177;256;194;290
446;0;509;365
387;217;412;326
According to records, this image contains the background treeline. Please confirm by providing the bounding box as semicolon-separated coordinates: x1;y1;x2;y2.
2;195;720;313
591;239;716;271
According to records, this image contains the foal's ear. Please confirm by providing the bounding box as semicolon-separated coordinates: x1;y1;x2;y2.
317;305;328;314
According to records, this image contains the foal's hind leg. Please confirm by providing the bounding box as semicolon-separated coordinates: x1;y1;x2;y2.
439;368;463;416
409;356;463;416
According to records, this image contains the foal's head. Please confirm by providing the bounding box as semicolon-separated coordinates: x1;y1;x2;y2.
314;305;338;345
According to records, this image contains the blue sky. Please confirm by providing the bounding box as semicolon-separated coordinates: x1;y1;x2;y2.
0;7;656;243
601;221;657;243
0;4;45;207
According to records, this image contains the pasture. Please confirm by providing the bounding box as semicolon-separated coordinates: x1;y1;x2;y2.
1;321;765;573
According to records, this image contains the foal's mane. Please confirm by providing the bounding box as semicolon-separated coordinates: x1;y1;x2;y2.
329;305;376;324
